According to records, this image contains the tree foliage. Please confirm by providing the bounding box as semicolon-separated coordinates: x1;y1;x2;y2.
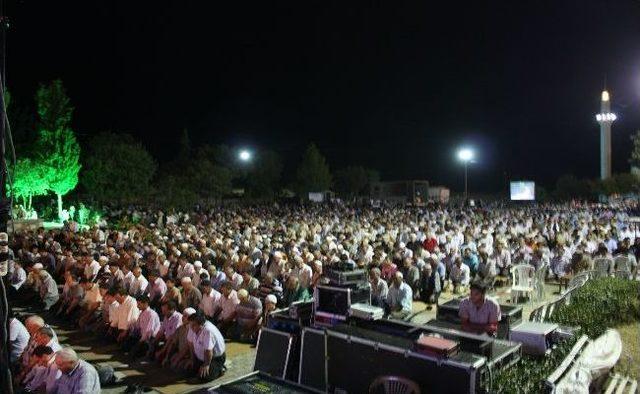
630;130;640;168
36;80;73;132
34;80;81;220
38;128;81;197
9;158;50;210
82;132;157;202
334;166;379;197
295;143;332;195
246;149;283;198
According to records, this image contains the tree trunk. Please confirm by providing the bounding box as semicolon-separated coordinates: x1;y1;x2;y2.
57;193;63;222
27;195;32;211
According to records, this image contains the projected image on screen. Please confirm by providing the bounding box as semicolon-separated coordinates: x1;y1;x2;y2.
510;181;535;201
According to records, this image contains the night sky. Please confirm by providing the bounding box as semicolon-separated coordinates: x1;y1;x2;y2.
5;0;640;193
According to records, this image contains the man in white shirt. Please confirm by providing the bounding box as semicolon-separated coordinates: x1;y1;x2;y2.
199;280;222;320
78;279;104;330
83;253;101;282
129;266;149;297
121;265;135;292
291;256;313;290
450;257;471;293
112;287;140;343
216;282;240;336
186;312;226;381
9;260;27;294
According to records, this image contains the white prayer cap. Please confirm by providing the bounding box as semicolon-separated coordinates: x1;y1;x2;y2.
194;261;203;268
33;263;43;270
265;294;277;305
183;307;196;316
181;277;192;284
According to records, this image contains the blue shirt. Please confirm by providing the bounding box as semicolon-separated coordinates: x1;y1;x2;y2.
463;254;479;274
436;261;446;279
9;318;29;363
54;359;101;394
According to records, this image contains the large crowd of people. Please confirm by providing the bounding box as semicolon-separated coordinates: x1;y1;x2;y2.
6;200;640;392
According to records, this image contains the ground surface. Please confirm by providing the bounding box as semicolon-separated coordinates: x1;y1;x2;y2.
15;280;637;393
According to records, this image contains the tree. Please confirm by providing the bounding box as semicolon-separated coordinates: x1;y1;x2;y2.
36;80;73;132
38;128;81;220
554;174;593;200
294;143;332;195
9;158;50;211
35;80;80;220
334;166;379;197
630;130;640;168
82;132;157;202
246;149;283;198
186;158;233;200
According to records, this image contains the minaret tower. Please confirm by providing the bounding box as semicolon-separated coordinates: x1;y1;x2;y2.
595;89;616;180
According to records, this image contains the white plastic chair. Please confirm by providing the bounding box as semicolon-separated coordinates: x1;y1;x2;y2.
510;264;535;304
533;263;549;301
593;257;614;278
369;376;421;394
613;255;631;272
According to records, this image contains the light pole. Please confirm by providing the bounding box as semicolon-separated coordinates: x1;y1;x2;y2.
457;148;473;200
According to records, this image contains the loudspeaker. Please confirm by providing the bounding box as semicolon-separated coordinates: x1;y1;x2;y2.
254;328;293;379
298;328;327;391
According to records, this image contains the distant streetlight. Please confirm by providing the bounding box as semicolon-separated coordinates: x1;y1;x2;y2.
238;149;252;162
457;148;474;200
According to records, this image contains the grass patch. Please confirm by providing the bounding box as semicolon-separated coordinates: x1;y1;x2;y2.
489;278;640;393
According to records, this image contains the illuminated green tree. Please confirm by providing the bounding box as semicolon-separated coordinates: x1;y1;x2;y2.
9;158;50;211
35;80;81;221
38;128;81;220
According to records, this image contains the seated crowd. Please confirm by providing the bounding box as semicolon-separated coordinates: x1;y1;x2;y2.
6;201;640;391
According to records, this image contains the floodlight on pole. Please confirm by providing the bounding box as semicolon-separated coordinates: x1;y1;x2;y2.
238;149;252;162
457;148;474;200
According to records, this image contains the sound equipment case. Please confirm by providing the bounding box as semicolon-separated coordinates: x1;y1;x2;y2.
324;267;368;285
436;298;523;339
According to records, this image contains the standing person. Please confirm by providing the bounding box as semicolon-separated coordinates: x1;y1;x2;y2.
53;348;101;394
186;312;226;382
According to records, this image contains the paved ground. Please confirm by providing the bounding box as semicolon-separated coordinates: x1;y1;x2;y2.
12;281;566;393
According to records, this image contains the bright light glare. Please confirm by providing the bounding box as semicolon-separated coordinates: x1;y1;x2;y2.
601;90;609;102
457;148;473;162
239;150;252;162
596;113;617;122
